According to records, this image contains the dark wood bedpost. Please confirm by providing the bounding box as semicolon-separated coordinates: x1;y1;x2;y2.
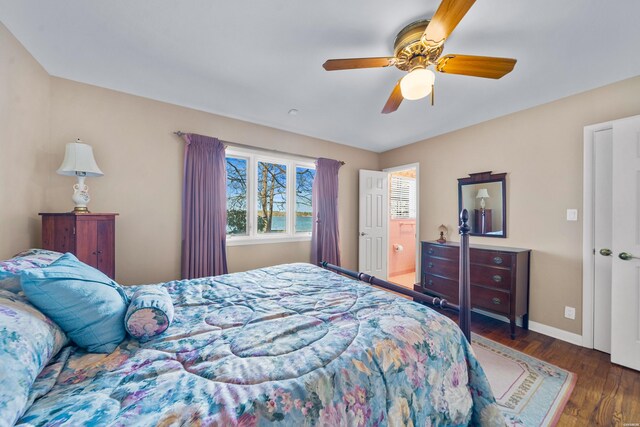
459;209;472;342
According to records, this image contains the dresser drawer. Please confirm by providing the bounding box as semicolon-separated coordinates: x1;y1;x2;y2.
470;265;512;290
422;274;458;301
471;286;510;315
423;256;458;279
423;243;458;260
471;250;513;268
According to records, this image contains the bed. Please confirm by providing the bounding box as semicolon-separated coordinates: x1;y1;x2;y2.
2;212;504;426
0;262;501;426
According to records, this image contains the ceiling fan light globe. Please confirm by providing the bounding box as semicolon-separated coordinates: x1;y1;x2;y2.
400;68;435;100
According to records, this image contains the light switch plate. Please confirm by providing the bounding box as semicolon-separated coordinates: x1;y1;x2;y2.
566;209;578;221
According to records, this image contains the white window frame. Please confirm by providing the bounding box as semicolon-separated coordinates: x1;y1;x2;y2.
225;147;315;246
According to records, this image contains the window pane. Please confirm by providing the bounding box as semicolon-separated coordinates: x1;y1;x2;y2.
296;167;315;233
257;161;287;234
390;176;415;219
226;157;248;235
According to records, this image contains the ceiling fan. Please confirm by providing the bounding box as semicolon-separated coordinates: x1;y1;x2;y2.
322;0;517;114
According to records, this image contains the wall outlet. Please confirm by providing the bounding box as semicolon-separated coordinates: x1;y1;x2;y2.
566;209;578;221
564;306;576;320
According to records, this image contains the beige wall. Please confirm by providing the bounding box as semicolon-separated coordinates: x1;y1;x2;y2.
380;75;640;335
0;23;51;259
44;78;378;284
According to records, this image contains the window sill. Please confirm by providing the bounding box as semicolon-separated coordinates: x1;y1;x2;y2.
226;235;312;247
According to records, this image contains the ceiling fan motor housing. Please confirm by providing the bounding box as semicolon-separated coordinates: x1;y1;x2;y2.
393;19;443;71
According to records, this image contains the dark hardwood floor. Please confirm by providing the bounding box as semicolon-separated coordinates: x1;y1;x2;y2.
437;310;640;426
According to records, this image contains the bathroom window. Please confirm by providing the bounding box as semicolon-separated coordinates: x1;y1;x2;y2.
390;176;416;219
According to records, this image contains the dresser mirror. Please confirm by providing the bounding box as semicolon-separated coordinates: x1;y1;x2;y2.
458;171;506;237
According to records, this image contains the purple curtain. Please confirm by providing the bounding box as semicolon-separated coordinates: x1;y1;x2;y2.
311;158;343;266
181;133;228;278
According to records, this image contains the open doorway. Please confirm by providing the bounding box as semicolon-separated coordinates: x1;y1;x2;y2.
385;164;419;289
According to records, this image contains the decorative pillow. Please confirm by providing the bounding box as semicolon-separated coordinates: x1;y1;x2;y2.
0;249;62;293
125;286;174;341
21;253;129;353
0;289;68;425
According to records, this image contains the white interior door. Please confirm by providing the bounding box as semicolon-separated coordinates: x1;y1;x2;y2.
593;129;613;353
611;115;640;371
359;170;388;278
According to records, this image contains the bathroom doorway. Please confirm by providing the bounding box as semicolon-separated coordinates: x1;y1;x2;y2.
385;164;419;289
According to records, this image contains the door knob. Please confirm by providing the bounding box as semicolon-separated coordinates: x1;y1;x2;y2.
599;248;612;256
360;232;367;236
619;252;637;261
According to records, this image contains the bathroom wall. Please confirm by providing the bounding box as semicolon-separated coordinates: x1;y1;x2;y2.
388;219;416;276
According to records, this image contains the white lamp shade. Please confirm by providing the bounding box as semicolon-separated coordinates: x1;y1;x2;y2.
476;188;490;199
400;68;435;100
57;140;103;177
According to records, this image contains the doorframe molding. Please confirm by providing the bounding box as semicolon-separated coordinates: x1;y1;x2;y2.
582;120;613;349
383;163;420;285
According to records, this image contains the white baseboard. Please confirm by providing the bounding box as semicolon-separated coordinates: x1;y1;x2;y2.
471;309;584;347
528;321;583;346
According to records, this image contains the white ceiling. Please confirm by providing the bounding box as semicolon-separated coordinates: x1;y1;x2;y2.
2;1;640;152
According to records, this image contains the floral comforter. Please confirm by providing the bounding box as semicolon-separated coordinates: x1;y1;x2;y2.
16;263;503;426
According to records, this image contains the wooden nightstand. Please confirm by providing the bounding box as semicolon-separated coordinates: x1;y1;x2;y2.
39;212;118;279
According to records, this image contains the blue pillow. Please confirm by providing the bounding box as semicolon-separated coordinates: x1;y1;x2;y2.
21;253;129;353
125;286;174;341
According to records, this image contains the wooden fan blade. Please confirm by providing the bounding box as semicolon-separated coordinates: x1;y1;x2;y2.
381;80;403;114
323;57;396;71
436;54;517;79
422;0;476;46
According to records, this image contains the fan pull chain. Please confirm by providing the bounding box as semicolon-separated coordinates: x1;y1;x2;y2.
431;84;435;106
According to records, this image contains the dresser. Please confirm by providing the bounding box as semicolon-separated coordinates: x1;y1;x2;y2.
415;241;530;339
40;213;118;279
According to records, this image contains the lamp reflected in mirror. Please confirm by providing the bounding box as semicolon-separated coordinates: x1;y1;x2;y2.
476;188;490;209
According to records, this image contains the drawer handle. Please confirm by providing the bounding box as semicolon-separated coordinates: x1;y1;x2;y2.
427;248;434;255
426;279;433;286
492;275;502;283
493;256;503;265
492;297;501;305
428;262;434;268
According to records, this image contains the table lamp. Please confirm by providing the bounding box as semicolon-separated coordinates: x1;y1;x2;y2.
57;139;103;213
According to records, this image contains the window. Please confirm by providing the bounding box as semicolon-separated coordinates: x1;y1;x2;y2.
226;156;248;235
390;176;416;219
225;148;315;245
295;166;315;233
257;161;287;234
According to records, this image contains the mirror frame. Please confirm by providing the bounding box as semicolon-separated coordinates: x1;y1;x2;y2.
457;171;507;238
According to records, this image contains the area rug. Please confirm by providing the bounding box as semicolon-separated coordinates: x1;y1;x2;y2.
471;334;576;427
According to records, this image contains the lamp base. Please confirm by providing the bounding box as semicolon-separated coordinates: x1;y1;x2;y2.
71;175;92;213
